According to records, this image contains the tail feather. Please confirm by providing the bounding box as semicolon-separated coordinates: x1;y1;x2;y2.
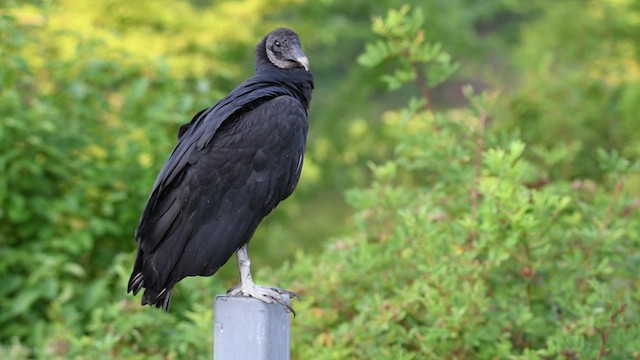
128;248;173;312
128;272;145;295
142;287;173;312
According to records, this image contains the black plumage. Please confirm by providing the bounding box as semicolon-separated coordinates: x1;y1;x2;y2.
128;28;313;311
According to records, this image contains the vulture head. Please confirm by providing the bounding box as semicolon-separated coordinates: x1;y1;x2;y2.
258;28;310;72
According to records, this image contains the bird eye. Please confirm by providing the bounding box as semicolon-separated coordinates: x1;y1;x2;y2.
274;40;281;48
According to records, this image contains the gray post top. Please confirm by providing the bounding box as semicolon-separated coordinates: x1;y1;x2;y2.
214;295;291;360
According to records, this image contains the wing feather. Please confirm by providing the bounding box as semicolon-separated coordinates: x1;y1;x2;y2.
132;94;308;297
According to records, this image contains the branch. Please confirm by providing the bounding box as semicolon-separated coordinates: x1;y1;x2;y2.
411;61;436;116
468;106;488;245
602;177;625;227
597;303;627;360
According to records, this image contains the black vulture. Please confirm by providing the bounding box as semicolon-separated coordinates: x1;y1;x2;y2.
128;28;313;313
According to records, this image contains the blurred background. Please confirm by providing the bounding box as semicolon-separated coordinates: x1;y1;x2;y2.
1;0;639;358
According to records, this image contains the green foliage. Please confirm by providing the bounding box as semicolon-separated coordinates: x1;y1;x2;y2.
0;10;212;353
358;5;459;91
495;0;640;180
2;0;639;358
42;261;214;359
280;7;640;359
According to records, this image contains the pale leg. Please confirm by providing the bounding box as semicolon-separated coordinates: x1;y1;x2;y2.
227;244;299;315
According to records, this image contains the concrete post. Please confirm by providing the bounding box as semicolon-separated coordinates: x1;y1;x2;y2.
214;295;290;360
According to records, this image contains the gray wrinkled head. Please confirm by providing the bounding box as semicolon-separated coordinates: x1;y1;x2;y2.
264;28;309;71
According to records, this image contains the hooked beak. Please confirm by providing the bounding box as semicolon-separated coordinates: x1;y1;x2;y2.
291;45;310;71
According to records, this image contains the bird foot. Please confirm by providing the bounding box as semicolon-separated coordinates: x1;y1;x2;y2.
227;284;299;315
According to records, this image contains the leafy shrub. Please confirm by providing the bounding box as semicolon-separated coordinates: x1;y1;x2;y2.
496;0;640;180
0;11;217;354
2;2;639;359
282;7;640;359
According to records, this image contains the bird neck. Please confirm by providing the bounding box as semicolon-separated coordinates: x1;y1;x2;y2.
254;38;313;111
252;68;313;111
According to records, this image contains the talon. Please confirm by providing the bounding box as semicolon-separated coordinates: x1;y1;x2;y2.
227;283;297;315
229;245;298;315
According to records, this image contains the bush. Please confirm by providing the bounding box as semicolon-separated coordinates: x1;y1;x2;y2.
0;11;216;354
496;0;640;180
2;2;639;358
282;7;640;359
